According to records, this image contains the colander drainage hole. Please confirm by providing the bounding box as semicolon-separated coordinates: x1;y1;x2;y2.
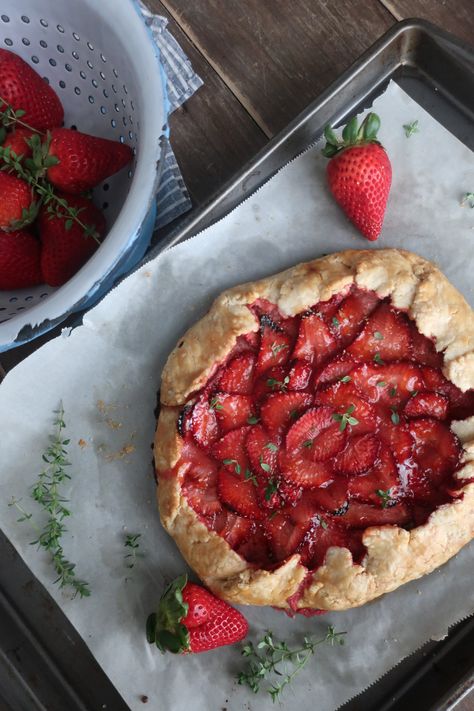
22;38;30;46
102;202;108;210
1;15;9;22
39;39;47;48
9;297;18;303
21;15;30;23
103;183;109;191
4;39;13;47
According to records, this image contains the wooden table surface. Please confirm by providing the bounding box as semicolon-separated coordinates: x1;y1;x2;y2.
1;2;473;708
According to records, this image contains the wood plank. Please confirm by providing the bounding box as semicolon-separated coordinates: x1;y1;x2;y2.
379;0;474;46
145;1;268;206
160;0;394;136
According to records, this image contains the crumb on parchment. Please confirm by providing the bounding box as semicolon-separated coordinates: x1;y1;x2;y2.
105;444;136;462
96;400;135;461
106;418;122;430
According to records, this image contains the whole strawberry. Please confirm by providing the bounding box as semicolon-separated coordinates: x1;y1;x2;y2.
39;195;106;287
0;49;64;131
0;173;38;231
0;229;42;289
146;575;248;654
47;128;133;194
323;113;392;241
2;127;35;161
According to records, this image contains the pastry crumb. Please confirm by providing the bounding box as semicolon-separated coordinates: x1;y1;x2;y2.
78;438;88;448
106;418;122;430
105;444;136;461
139;695;149;703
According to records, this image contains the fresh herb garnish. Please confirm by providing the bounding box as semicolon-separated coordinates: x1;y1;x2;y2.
332;404;359;432
124;533;144;569
265;442;278;452
0;97;100;240
403;120;419;138
223;458;241;475
339;375;351;383
316;515;329;530
271;342;289;358
374;352;385;365
461;192;474;208
247;415;260;425
302;439;313;449
289;409;299;420
245;469;258;485
266;375;290;392
373;331;383;340
410;390;418;398
376;488;394;508
259;456;272;474
389;385;397;398
237;627;346;701
376;381;386;388
390;408;400;425
209;397;223;411
264;478;278;501
8;404;90;598
332;317;340;327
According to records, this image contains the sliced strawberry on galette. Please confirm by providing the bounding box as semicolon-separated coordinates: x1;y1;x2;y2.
347;301;411;362
156;250;474;614
219;351;256;394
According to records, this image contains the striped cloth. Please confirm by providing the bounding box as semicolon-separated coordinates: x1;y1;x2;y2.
138;2;203;228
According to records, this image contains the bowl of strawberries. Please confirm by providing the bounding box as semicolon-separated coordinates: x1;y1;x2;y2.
0;0;166;350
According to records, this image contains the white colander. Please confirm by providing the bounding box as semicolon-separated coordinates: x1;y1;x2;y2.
0;0;166;350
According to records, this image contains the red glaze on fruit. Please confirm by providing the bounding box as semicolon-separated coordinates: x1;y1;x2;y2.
172;285;472;574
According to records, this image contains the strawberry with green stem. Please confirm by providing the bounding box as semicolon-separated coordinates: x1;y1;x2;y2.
323;113;392;241
146;575;248;654
0;49;64;131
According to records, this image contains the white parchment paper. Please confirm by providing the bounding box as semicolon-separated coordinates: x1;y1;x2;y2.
1;82;473;711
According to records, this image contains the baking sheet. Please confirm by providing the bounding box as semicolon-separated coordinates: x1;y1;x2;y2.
0;82;473;711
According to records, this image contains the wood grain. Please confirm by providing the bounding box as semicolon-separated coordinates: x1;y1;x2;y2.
160;0;394;136
145;1;267;206
379;0;474;46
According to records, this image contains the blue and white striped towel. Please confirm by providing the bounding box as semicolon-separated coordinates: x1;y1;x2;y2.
139;3;203;228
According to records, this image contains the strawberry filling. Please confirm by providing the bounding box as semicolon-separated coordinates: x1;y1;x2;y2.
171;286;474;575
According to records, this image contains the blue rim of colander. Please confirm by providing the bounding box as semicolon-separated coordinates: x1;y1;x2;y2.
0;0;170;353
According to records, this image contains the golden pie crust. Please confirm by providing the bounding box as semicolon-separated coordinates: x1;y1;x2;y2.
154;249;474;610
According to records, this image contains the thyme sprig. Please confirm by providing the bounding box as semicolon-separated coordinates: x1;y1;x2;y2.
238;626;346;701
8;404;90;599
124;533;144;569
332;404;359;432
0;96;100;241
0;95;43;136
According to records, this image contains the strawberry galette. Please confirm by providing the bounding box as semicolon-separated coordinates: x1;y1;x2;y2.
154;250;474;611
